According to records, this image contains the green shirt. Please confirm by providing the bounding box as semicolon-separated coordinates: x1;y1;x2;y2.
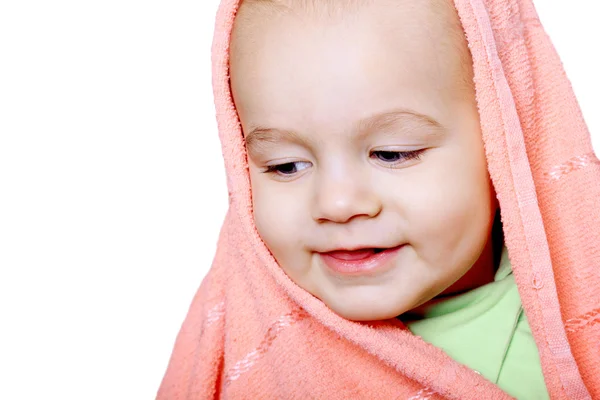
403;248;549;399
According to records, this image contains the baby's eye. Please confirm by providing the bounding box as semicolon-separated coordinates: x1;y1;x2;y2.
264;161;311;176
370;150;425;164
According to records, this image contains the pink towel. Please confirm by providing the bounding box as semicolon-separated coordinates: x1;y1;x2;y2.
157;0;600;398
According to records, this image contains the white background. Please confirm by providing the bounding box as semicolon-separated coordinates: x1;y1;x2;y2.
0;1;598;399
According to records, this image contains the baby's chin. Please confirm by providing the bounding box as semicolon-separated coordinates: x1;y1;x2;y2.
314;284;430;322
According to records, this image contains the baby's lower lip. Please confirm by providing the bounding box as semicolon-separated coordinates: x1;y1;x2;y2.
319;246;404;275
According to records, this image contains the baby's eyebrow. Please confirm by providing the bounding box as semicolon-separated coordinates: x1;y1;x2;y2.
357;109;445;138
245;127;308;152
244;108;444;151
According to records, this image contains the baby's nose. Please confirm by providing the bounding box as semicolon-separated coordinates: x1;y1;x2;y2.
311;175;382;224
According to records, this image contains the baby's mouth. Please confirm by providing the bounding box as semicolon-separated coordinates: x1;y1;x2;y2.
318;245;405;275
323;248;385;260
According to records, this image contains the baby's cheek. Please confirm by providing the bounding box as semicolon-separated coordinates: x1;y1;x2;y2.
251;182;306;266
399;166;490;264
253;197;284;249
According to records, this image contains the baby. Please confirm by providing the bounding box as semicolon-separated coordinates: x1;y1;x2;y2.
157;0;600;398
230;0;498;322
228;0;541;396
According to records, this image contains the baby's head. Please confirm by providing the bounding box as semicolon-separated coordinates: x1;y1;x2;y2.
230;0;498;321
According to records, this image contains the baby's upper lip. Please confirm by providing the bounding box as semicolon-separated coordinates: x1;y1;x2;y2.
317;244;403;254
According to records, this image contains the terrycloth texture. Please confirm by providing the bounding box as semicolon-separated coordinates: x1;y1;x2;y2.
157;0;600;398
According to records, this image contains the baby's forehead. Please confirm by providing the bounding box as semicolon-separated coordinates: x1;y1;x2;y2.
229;0;476;140
231;0;473;96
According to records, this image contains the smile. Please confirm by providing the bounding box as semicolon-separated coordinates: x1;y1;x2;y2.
318;245;404;276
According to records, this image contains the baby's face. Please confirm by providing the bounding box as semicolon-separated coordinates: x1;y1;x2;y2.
230;1;497;320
